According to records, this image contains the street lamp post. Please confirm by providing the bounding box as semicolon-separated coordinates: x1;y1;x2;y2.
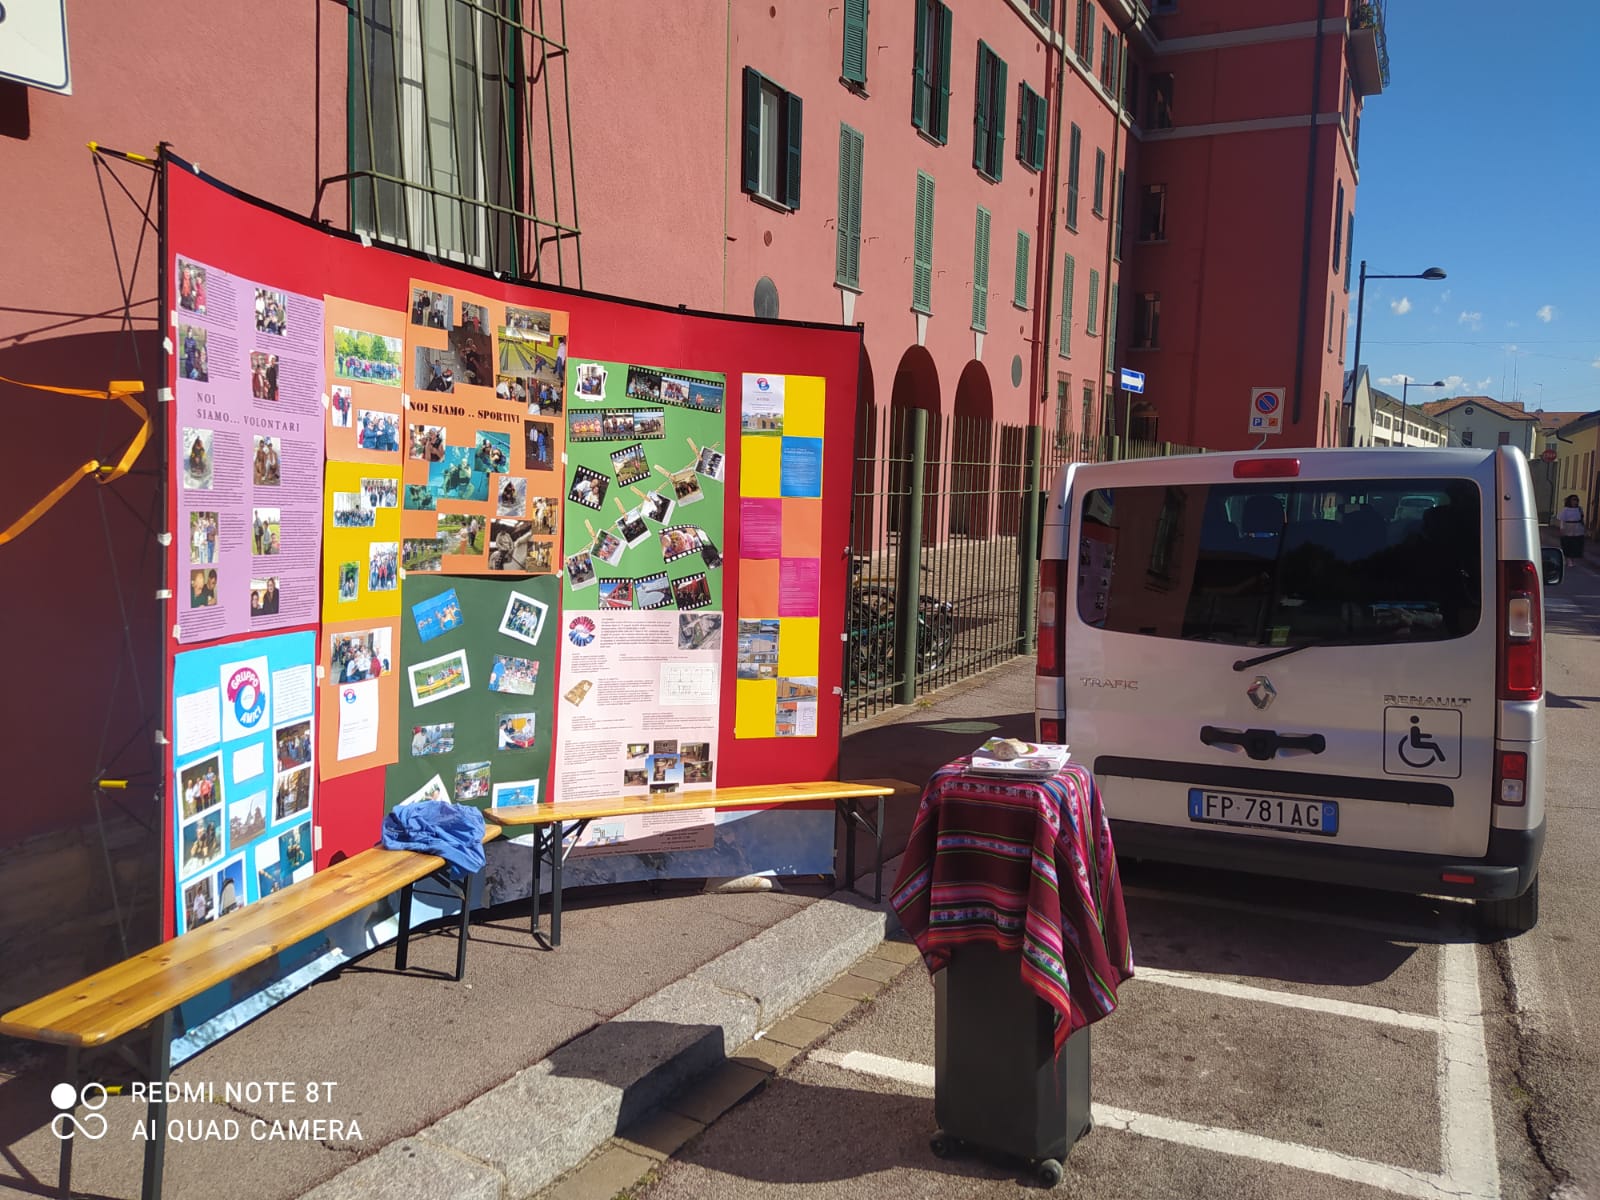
1399;378;1445;447
1347;260;1447;445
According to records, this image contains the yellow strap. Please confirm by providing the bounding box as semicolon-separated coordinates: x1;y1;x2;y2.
0;376;149;546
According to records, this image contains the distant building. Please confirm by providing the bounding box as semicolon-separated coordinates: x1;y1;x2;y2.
1369;389;1447;448
1419;396;1540;455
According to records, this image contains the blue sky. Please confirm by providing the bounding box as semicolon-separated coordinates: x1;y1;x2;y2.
1348;1;1600;414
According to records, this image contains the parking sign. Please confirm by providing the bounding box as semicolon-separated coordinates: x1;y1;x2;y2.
1247;387;1285;435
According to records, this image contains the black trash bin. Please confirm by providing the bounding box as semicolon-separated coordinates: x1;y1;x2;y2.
931;942;1091;1187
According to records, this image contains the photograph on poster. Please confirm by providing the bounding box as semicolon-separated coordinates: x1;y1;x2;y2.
590;528;625;567
696;445;726;482
488;654;540;696
361;477;399;508
678;613;722;651
636;572;672;610
574;363;607;400
274;765;311;822
457;300;489;334
653;739;678;755
178;259;207;314
610;444;651;487
332;492;375;528
742;390;784;435
623;769;647;788
178;324;209;381
411;288;452;329
698;533;723;570
659;525;701;563
668;467;703;506
491;779;542;808
566;550;597;589
530;496;557;535
399;773;451;807
454;761;492;801
431;445;488;502
189;568;219;609
189;512;219;566
331;385;353;427
488;520;537;571
409;648;471;707
412;588;464;642
497;713;537;750
275;719;313;770
646;753;684;786
437;512;484;555
529;377;565;415
228;794;267;844
368;542;398;591
255;288;288;335
215;856;247;917
496;475;527;518
598;578;634;610
410;723;455;756
258;861;286;898
563;678;594;707
526;541;555;571
524;420;555;470
252;436;282;486
737;619;780;679
402;538;445;572
632;410;666;438
641;490;675;525
278;820;313;874
183;875;216;931
681;741;711;763
179;754;223;821
626;743;649;759
334;326;403;386
356;410;401;453
568;412;603;441
181;429;215;490
250;352;280;402
615;507;650;547
672;572;711;610
474;430;511;475
180;809;224;878
337;561;359;602
251;508;281;556
404;484;437;511
248;578;281;617
685;759;713;783
499;591;549;646
504;306;551;340
448;329;492;388
568;465;609;511
330;627;391;681
410;423;447;462
417;346;460;393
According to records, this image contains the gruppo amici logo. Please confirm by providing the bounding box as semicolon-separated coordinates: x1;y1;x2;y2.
226;666;266;729
566;615;596;647
753;376;770;391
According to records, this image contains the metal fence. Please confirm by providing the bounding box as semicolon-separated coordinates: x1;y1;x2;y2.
845;405;1205;724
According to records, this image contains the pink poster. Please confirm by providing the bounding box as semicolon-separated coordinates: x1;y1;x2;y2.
174;255;326;643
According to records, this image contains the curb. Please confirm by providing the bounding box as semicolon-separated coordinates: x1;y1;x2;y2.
300;862;906;1200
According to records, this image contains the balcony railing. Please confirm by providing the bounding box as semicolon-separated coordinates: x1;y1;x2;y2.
1349;1;1390;95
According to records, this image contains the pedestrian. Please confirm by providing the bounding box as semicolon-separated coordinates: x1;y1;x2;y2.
1559;493;1586;565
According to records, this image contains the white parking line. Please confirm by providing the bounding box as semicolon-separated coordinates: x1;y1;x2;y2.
1437;941;1500;1199
1135;966;1440;1031
811;1048;933;1087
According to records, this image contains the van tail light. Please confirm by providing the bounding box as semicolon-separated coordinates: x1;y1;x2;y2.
1039;717;1065;743
1233;457;1301;479
1497;560;1543;701
1037;558;1069;677
1494;750;1528;807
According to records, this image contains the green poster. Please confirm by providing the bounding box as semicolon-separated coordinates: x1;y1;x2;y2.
563;359;727;613
384;573;560;813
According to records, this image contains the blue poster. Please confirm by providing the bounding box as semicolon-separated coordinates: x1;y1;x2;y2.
779;437;823;498
170;631;317;934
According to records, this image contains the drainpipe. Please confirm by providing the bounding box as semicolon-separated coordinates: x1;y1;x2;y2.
1104;46;1123;444
1031;5;1068;430
1289;0;1328;433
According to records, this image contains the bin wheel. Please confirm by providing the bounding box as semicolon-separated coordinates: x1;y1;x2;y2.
929;1133;956;1159
1036;1159;1064;1188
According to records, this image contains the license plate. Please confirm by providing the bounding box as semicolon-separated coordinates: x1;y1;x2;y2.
1187;789;1339;836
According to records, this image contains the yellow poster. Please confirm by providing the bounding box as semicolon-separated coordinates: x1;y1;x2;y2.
322;460;402;620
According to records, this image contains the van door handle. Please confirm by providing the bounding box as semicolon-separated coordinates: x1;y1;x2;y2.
1200;726;1327;762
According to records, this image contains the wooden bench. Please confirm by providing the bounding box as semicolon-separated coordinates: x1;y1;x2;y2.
485;780;909;947
0;825;500;1200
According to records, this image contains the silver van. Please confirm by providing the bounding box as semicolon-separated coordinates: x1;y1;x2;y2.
1035;447;1562;935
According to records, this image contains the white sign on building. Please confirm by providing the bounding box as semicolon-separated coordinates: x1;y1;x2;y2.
0;1;73;94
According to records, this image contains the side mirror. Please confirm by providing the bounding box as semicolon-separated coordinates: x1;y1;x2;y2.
1542;546;1565;587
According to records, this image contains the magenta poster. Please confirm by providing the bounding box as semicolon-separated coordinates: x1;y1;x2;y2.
173;255;326;643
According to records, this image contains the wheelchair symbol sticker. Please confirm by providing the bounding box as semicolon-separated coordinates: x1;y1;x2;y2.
1383;706;1462;779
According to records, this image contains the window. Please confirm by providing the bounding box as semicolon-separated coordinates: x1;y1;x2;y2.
1343;213;1355;292
1059;253;1075;357
1339;310;1346;362
1150;73;1174;129
742;68;803;210
1498;431;1512;446
835;124;864;287
1114;169;1125;260
1086;380;1100;438
1139;183;1166;241
1030;0;1053;22
912;170;935;314
1327;294;1335;353
912;1;953;143
1055;374;1072;449
1016;82;1047;172
1086;268;1101;335
1014;230;1031;308
1460;430;1474;447
973;43;1007;181
971;207;991;330
1081;381;1094;443
1092;148;1106;216
1134;293;1160;349
1075;1;1094;69
1099;28;1116;92
842;0;869;87
1332;182;1344;272
1065;124;1081;230
1124;59;1141;122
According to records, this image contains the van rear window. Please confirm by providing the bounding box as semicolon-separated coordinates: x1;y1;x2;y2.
1077;479;1482;646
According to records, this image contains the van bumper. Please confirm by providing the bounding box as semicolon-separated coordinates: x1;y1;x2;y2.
1110;820;1544;900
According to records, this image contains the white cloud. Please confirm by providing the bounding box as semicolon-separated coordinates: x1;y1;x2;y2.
1390;297;1412;315
1442;375;1467;390
1476;377;1494;389
1506;320;1520;329
1592;357;1600;370
1378;374;1413;386
1458;311;1482;330
1536;304;1557;323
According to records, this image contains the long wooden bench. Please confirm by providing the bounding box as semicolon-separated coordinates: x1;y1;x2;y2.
485;780;910;947
0;825;500;1200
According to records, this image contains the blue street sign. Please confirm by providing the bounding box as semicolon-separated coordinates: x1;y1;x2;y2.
1119;367;1145;394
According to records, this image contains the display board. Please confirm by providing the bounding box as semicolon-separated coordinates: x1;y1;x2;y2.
160;156;862;956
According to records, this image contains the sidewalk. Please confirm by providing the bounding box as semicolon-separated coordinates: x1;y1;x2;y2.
0;658;1038;1200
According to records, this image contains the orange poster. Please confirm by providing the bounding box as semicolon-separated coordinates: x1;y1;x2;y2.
324;297;406;464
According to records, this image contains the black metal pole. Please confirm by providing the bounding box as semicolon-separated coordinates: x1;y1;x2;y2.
1347;260;1368;446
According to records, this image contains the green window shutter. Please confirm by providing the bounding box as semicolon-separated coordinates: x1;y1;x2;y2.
1086;267;1100;334
843;0;868;85
1084;10;1095;70
913;171;935;313
1113;168;1125;259
1059;254;1075;356
911;0;927;130
836;125;864;287
1108;282;1119;365
741;68;762;194
1015;84;1027;167
991;57;1006;179
935;3;952;142
973;44;991;172
1344;214;1355;292
784;92;804;209
1014;230;1030;308
1066;123;1080;230
1093;148;1105;214
972;206;990;330
1032;90;1047;169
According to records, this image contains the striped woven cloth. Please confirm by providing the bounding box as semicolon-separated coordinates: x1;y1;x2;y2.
890;759;1134;1050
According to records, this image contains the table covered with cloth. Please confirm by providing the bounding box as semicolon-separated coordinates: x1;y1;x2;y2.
890;759;1135;1051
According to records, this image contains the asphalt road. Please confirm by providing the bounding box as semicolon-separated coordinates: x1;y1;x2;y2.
634;556;1600;1200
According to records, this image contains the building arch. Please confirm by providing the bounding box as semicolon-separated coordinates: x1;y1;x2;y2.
951;359;996;536
888;345;941;540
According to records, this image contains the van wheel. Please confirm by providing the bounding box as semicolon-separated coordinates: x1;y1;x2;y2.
1478;877;1539;938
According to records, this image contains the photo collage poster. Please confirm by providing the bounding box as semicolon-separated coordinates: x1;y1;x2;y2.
170;631;317;933
733;373;825;738
552;360;726;831
173;256;328;642
380;573;559;815
400;280;568;577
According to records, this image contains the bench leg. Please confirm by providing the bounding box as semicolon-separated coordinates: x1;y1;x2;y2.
56;1045;79;1199
140;1010;174;1200
396;882;414;972
551;822;564;949
871;796;885;904
530;828;543;938
841;801;858;895
454;874;472;983
836;799;887;903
